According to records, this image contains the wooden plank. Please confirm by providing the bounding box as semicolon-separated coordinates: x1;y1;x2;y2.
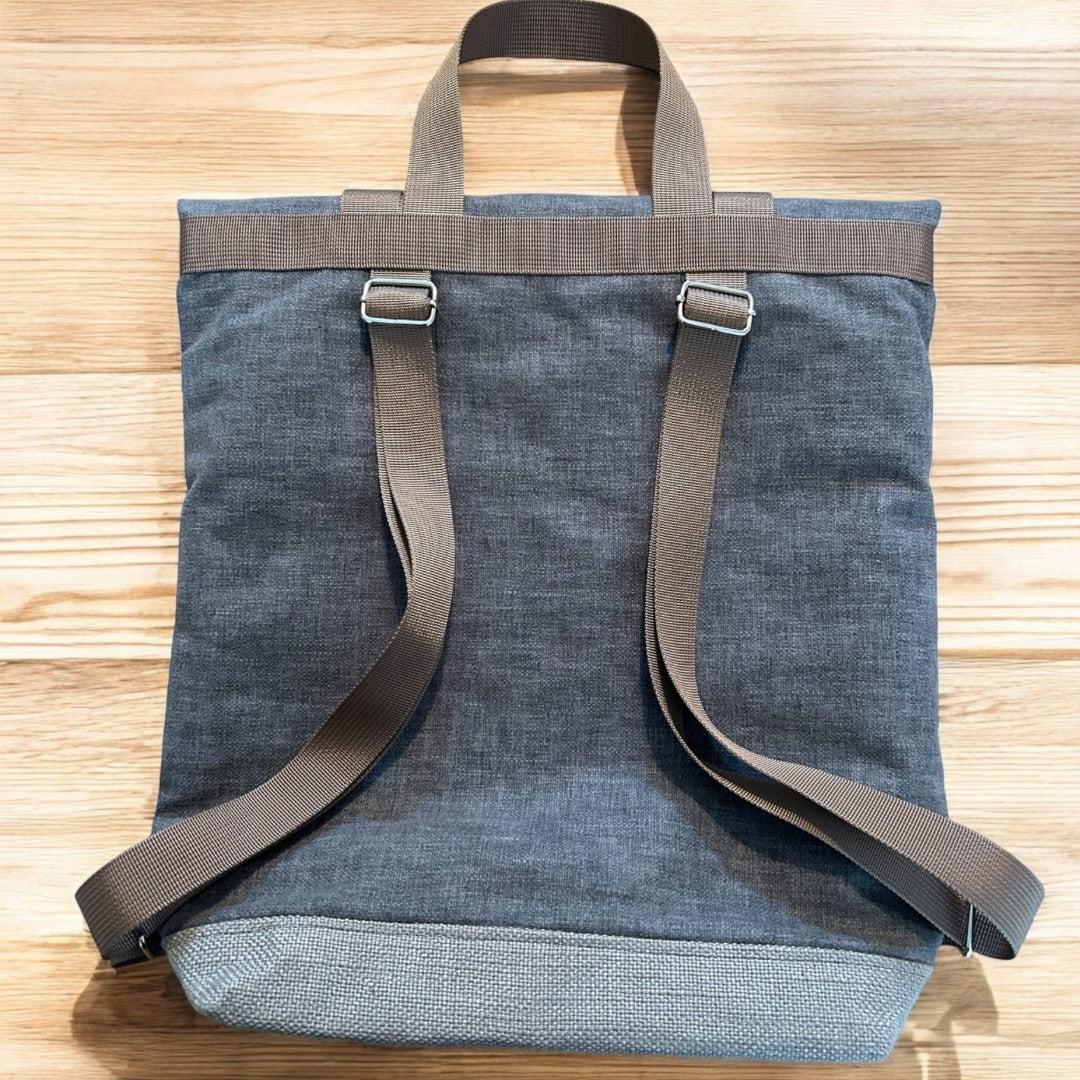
0;657;1075;1078
933;366;1080;657
1;366;1078;658
0;375;182;658
3;8;1079;372
11;0;1080;43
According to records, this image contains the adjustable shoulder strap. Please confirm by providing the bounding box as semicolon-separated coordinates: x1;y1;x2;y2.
647;200;1043;958
76;272;451;966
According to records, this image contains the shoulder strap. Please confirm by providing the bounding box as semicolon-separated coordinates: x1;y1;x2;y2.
75;274;450;966
648;218;1043;957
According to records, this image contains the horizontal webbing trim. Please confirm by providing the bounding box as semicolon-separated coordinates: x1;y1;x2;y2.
179;212;934;282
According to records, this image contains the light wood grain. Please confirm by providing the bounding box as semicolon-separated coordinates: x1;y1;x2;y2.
2;0;1078;1076
3;1;1080;372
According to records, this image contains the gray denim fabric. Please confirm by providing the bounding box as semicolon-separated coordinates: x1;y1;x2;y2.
159;193;944;1050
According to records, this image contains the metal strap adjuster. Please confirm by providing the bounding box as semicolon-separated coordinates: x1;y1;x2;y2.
137;931;160;961
961;902;975;959
361;276;438;327
677;279;755;336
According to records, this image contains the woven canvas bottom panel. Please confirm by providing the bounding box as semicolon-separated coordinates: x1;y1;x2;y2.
164;916;932;1061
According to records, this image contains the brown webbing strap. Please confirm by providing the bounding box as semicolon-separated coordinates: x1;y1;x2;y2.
341;189;403;214
180;212;935;282
403;0;712;215
75;276;453;967
645;263;1044;959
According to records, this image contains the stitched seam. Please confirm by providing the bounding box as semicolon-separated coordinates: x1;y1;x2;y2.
165;915;932;970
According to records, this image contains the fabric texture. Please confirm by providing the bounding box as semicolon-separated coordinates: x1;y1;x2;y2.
159;193;946;974
164;915;934;1061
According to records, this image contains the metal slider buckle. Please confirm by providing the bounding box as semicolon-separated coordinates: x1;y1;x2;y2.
360;276;438;327
676;279;755;336
962;902;975;959
137;931;159;961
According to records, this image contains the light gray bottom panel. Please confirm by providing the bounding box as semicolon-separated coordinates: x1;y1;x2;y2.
165;916;933;1062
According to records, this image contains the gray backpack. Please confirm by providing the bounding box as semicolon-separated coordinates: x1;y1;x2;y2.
77;0;1041;1062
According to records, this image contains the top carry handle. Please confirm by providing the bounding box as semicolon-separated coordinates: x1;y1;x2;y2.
403;0;713;214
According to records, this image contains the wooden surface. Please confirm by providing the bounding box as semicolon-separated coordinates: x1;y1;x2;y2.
2;1;1078;1076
